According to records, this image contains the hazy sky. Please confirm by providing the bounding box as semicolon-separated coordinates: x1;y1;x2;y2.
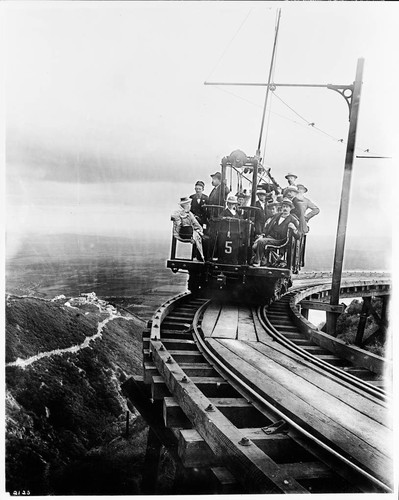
4;2;398;256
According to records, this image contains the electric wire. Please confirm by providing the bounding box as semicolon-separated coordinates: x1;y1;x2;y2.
210;84;387;158
205;9;253;82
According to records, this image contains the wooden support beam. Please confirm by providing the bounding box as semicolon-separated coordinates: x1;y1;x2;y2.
152;341;308;493
152;376;238;400
163;397;192;429
177;427;307;468
300;300;345;313
143;361;158;384
279;462;333;480
179;363;218;378
355;297;370;346
210;467;238;494
161;350;205;363
141;427;162;494
155;339;197;351
165;396;268;427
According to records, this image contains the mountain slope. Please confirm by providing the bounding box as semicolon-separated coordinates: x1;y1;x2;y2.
5;293;147;495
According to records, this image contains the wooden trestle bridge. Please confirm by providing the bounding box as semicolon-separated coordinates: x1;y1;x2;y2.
131;271;392;494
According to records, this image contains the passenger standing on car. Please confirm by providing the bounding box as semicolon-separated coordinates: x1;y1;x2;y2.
283;185;307;233
171;197;204;260
254;189;268;236
189;181;209;227
290;184;320;233
284;172;298;187
236;192;249;219
207;171;230;219
208;172;230;206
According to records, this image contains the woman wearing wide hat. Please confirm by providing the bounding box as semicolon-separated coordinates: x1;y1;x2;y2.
171;197;204;260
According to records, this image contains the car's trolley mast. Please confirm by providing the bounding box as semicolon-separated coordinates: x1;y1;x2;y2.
205;9;365;333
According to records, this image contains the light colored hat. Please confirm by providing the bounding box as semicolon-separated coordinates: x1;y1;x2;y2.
283;185;299;194
179;196;191;206
226;194;238;204
296;183;308;192
285;172;298;179
267;200;281;207
281;197;294;208
256;189;267;196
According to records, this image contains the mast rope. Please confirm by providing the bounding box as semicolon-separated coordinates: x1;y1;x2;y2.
205;9;253;82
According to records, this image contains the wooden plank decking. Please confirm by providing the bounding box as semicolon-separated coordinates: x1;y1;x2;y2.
206;336;392;487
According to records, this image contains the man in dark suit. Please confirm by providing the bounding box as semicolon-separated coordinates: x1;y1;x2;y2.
189;181;209;227
207;172;230;219
254;189;268;236
208;172;229;206
252;198;300;266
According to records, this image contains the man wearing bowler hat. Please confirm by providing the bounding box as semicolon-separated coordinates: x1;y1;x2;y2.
189;180;209;227
171;196;204;260
208;172;230;206
252;198;300;266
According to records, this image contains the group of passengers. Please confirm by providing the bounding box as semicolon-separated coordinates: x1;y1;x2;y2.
171;170;319;266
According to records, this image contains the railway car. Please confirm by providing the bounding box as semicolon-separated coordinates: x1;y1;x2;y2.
167;150;306;303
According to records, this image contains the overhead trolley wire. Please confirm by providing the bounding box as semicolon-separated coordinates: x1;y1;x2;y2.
205;9;253;82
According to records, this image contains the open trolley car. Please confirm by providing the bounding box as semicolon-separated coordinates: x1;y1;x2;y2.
167;151;306;303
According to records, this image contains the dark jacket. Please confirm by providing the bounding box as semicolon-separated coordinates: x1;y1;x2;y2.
189;193;209;225
254;200;267;235
220;207;239;218
208;183;230;207
264;213;300;241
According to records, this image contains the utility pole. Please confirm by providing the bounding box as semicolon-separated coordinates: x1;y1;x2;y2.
326;58;364;336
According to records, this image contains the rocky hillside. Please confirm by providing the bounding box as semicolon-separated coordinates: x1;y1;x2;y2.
5;292;150;495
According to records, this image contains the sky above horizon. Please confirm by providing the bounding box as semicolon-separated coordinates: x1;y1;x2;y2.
4;2;398;260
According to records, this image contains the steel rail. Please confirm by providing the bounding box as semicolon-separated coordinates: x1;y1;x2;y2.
259;305;389;404
261;283;391;404
190;300;392;493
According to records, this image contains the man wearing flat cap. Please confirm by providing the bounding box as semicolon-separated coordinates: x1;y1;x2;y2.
189;181;209;227
252;198;300;266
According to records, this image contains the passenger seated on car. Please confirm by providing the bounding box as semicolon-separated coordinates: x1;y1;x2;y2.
220;194;239;218
171;197;204;260
236;192;249;219
251;198;300;267
265;199;280;221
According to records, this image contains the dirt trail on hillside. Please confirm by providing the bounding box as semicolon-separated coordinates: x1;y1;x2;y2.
6;293;137;370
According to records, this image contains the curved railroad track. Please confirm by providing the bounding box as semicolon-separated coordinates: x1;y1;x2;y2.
141;279;392;494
